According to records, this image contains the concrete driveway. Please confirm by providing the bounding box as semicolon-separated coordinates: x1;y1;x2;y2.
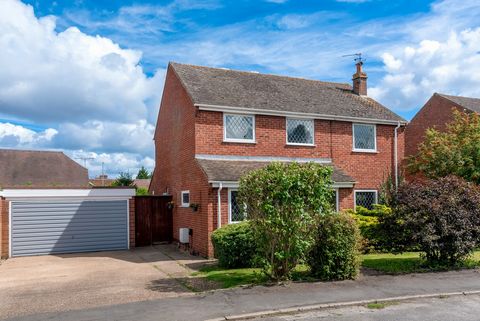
0;245;208;320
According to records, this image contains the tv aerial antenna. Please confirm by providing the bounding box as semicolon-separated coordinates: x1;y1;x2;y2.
75;156;94;167
342;53;365;63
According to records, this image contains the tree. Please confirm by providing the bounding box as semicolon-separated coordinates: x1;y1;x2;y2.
409;109;480;183
112;172;134;187
136;166;151;179
238;162;334;281
379;176;480;266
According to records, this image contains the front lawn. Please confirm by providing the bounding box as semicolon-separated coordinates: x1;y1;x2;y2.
193;251;480;288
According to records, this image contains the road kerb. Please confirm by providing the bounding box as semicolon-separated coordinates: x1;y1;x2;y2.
205;290;480;321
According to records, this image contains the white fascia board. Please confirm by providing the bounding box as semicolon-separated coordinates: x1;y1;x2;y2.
196;103;408;126
210;181;355;189
0;188;136;199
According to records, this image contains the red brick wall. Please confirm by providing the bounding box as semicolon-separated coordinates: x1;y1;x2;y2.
0;198;9;259
196;110;404;201
129;197;135;248
149;65;213;257
405;94;465;157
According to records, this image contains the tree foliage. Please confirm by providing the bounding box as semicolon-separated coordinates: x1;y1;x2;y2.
136;166;151;179
379;176;480;266
238;162;334;281
308;212;361;280
112;172;134;187
409;110;480;183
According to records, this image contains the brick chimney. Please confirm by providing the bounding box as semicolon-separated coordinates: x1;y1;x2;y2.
352;61;367;96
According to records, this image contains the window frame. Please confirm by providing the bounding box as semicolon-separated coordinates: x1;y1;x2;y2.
228;188;245;224
354;190;378;210
180;190;190;207
223;113;256;143
352;123;377;153
285;117;315;146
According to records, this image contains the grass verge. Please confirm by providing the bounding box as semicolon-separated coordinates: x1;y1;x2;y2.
191;251;480;289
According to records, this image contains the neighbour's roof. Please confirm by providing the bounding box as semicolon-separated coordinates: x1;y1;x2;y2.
196;158;355;184
89;178;115;187
134;179;151;189
0;149;89;188
437;93;480;113
170;62;405;123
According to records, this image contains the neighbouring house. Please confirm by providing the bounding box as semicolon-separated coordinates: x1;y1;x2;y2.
0;149;136;259
134;179;151;190
150;61;406;257
405;93;480;157
0;149;89;188
89;174;115;187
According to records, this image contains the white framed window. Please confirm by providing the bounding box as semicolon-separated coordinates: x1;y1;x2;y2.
180;190;190;207
224;113;255;143
354;190;378;210
352;123;376;152
286;118;314;146
228;189;246;223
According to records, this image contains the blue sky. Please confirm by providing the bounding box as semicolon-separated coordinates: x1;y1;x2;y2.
1;0;480;177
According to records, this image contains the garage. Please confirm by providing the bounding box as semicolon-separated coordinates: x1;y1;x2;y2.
0;189;135;258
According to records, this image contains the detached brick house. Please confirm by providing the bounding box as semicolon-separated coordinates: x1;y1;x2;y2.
405;93;480;157
150;62;406;257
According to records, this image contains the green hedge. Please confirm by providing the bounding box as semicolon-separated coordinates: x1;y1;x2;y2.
211;221;257;268
347;204;391;252
308;212;361;281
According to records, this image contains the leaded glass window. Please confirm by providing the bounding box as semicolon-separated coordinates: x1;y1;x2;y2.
224;114;254;142
229;190;246;223
353;123;376;151
287;118;314;145
355;191;377;210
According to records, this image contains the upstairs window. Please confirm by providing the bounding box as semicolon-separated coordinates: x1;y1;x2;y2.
355;190;377;210
224;114;255;143
353;123;376;152
286;118;314;145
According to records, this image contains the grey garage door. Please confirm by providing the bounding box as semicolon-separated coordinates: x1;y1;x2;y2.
11;200;128;257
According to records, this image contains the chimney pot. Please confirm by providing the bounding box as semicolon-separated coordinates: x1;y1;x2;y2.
352;61;367;96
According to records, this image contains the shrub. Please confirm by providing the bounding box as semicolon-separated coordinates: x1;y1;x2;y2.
348;205;392;252
211;221;257;268
238;162;334;281
308;212;361;280
380;176;480;266
136;187;149;196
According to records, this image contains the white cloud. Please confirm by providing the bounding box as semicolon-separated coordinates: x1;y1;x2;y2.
0;123;57;148
0;0;163;125
370;28;480;111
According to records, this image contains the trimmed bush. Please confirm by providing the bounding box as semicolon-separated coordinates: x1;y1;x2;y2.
308;212;361;280
211;221;256;268
348;205;392;252
238;162;334;281
380;176;480;266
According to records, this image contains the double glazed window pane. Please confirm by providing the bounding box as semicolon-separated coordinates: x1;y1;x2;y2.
353;124;375;150
225;115;254;141
287;119;314;145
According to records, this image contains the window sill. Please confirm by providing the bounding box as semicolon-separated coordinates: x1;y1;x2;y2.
180;205;190;208
286;143;316;147
352;149;378;154
223;140;257;144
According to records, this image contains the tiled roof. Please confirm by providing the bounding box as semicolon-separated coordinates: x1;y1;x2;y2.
170;62;405;123
196;158;355;184
0;149;89;188
437;93;480;113
134;179;151;189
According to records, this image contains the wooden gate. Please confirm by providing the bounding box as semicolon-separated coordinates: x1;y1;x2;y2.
135;196;173;247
